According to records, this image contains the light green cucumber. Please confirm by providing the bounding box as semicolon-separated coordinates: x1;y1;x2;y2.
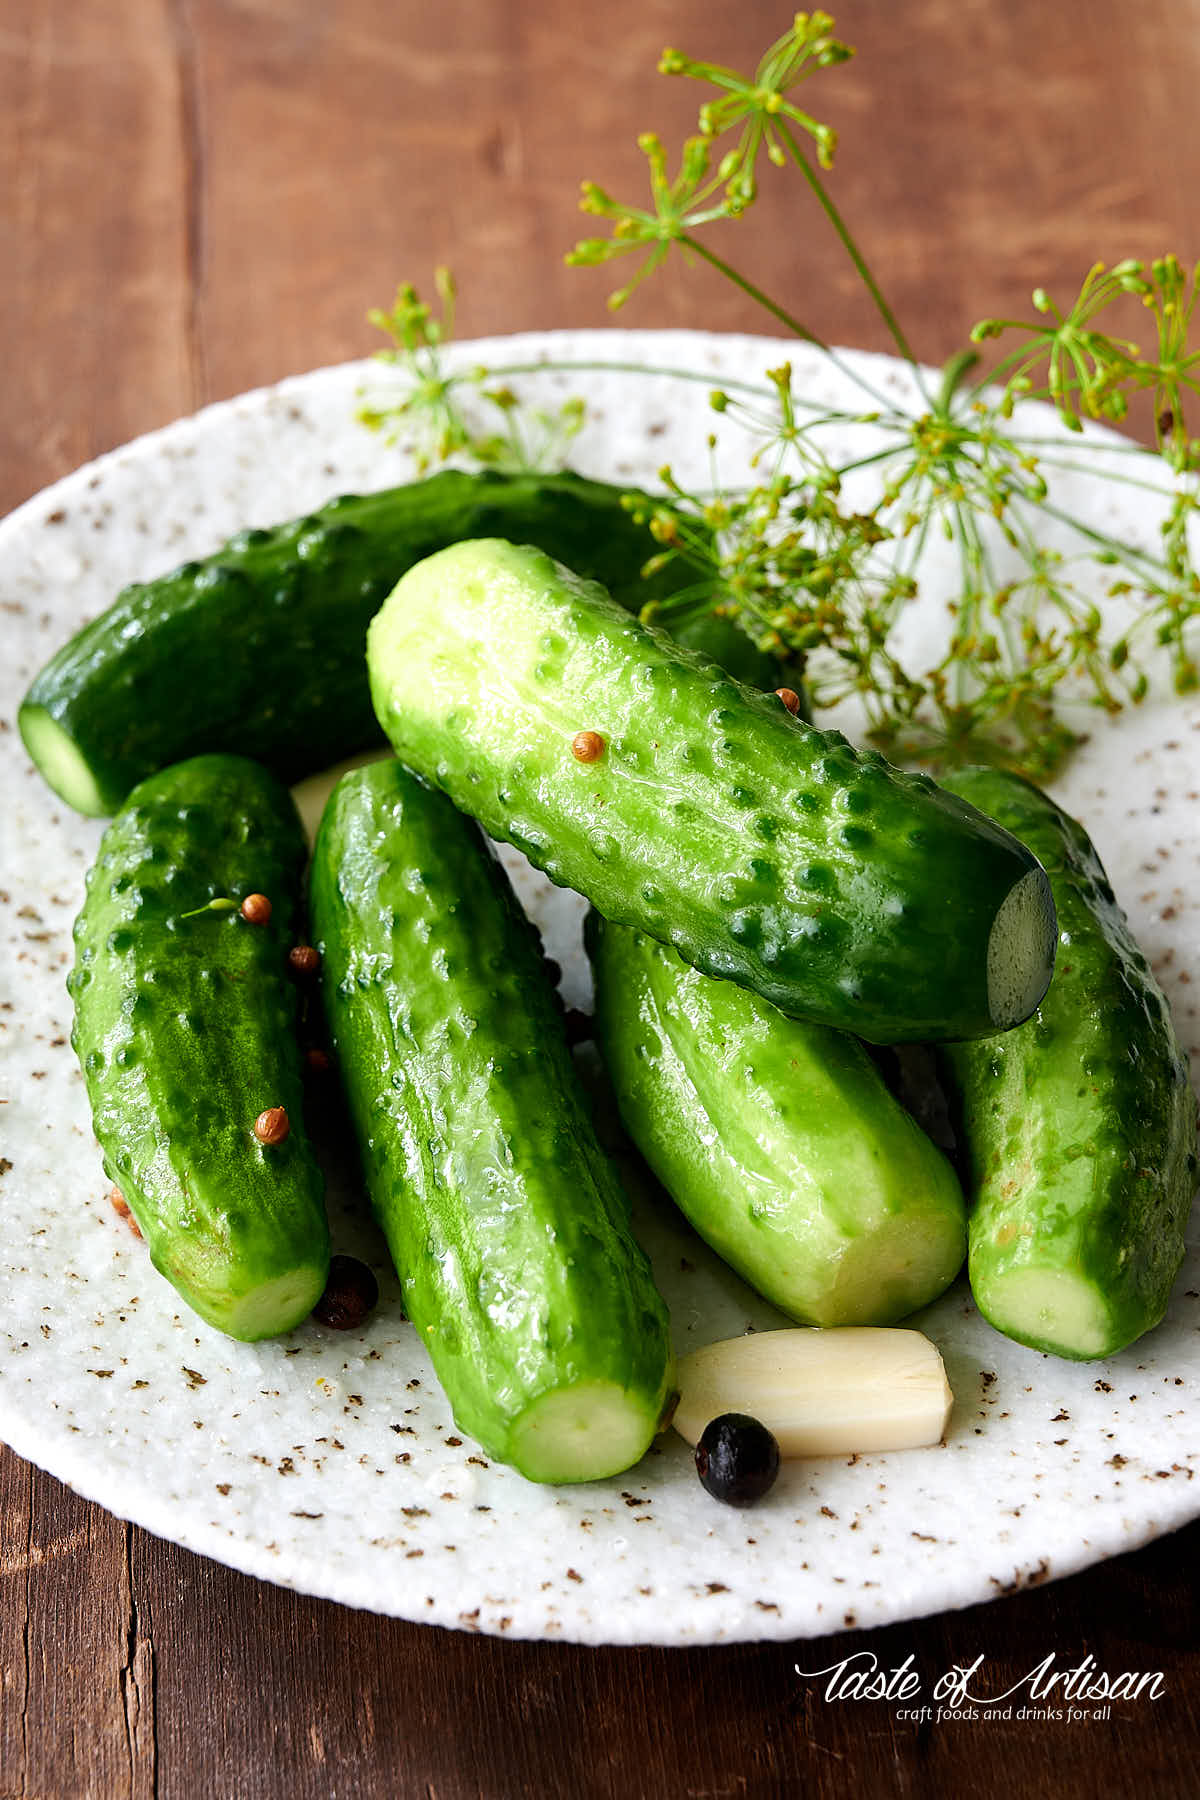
589;915;967;1325
68;754;329;1339
937;768;1198;1359
308;759;675;1483
367;538;1057;1043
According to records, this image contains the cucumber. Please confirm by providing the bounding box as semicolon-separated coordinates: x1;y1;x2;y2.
68;754;329;1339
935;768;1198;1359
308;759;675;1483
588;915;967;1325
21;468;776;818
367;538;1057;1044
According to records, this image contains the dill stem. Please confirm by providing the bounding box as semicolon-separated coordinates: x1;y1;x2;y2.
678;245;902;414
832;444;911;479
776;120;917;368
936;350;980;418
435;354;917;433
950;500;982;709
947;439;1171;579
1031;497;1168;577
966;338;1045;399
680;237;824;343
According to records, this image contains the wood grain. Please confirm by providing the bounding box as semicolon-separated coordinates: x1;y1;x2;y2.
1;1445;1197;1800
7;0;1200;516
0;2;195;515
3;1;1200;1793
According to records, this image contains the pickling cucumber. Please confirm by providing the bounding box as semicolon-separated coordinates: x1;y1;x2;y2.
21;468;775;818
367;538;1057;1044
936;768;1198;1359
68;754;329;1339
308;759;675;1483
588;915;967;1324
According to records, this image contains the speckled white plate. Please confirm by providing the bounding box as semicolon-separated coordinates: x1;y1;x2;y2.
3;331;1199;1646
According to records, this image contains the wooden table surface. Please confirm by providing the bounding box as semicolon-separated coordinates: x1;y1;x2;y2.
3;2;1199;1794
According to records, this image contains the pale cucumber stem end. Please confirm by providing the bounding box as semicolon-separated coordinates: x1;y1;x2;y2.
193;1263;329;1343
974;1267;1115;1360
508;1381;662;1484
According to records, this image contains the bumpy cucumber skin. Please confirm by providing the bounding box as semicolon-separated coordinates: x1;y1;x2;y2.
936;768;1198;1360
367;539;1056;1044
308;760;674;1480
589;915;967;1325
21;469;770;817
68;754;329;1339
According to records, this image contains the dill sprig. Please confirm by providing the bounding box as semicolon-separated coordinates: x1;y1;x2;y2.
360;16;1200;781
971;256;1200;468
358;268;585;472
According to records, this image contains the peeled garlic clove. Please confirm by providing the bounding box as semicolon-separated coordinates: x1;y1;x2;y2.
672;1326;953;1458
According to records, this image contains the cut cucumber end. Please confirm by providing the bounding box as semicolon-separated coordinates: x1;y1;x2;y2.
508;1381;660;1484
18;705;111;816
986;863;1057;1030
976;1267;1114;1359
201;1262;329;1343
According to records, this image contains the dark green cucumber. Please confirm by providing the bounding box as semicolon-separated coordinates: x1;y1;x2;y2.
669;606;799;693
589;915;966;1325
68;754;329;1339
367;538;1057;1044
309;759;674;1483
21;468;777;817
936;768;1198;1359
